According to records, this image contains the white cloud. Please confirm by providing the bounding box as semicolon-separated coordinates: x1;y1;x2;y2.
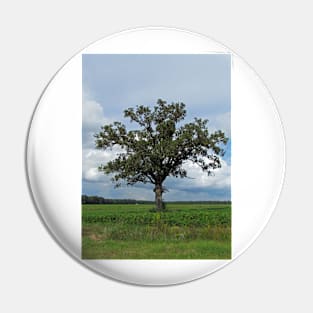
165;158;230;191
82;146;122;183
82;99;114;131
207;111;231;137
83;100;104;128
82;99;116;149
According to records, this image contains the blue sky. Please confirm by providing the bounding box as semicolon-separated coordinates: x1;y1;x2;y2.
82;54;231;201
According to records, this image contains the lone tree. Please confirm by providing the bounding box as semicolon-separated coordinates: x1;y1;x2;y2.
95;99;228;211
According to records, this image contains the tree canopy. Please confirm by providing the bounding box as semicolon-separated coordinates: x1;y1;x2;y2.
94;99;228;211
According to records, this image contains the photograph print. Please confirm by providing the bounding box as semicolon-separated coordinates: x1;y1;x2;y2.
82;54;231;259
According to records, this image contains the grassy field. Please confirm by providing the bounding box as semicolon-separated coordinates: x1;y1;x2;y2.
82;203;231;259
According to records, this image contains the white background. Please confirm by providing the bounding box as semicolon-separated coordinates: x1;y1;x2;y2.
0;1;312;312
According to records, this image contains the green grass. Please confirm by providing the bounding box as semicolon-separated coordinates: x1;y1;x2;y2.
82;203;231;259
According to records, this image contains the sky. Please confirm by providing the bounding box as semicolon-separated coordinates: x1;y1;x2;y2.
82;54;231;201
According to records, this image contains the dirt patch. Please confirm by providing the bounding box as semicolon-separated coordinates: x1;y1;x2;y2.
89;234;102;241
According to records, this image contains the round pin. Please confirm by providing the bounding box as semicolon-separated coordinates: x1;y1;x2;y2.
27;27;285;286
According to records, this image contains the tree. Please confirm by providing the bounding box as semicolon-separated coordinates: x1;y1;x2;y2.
94;99;228;211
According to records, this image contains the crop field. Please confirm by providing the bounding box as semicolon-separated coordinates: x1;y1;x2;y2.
82;203;231;259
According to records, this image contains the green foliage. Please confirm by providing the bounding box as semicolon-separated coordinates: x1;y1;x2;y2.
94;99;228;210
83;209;230;227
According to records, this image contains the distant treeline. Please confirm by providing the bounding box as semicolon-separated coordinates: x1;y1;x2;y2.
82;195;231;205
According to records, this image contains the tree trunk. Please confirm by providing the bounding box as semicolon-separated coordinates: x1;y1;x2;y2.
154;184;163;211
